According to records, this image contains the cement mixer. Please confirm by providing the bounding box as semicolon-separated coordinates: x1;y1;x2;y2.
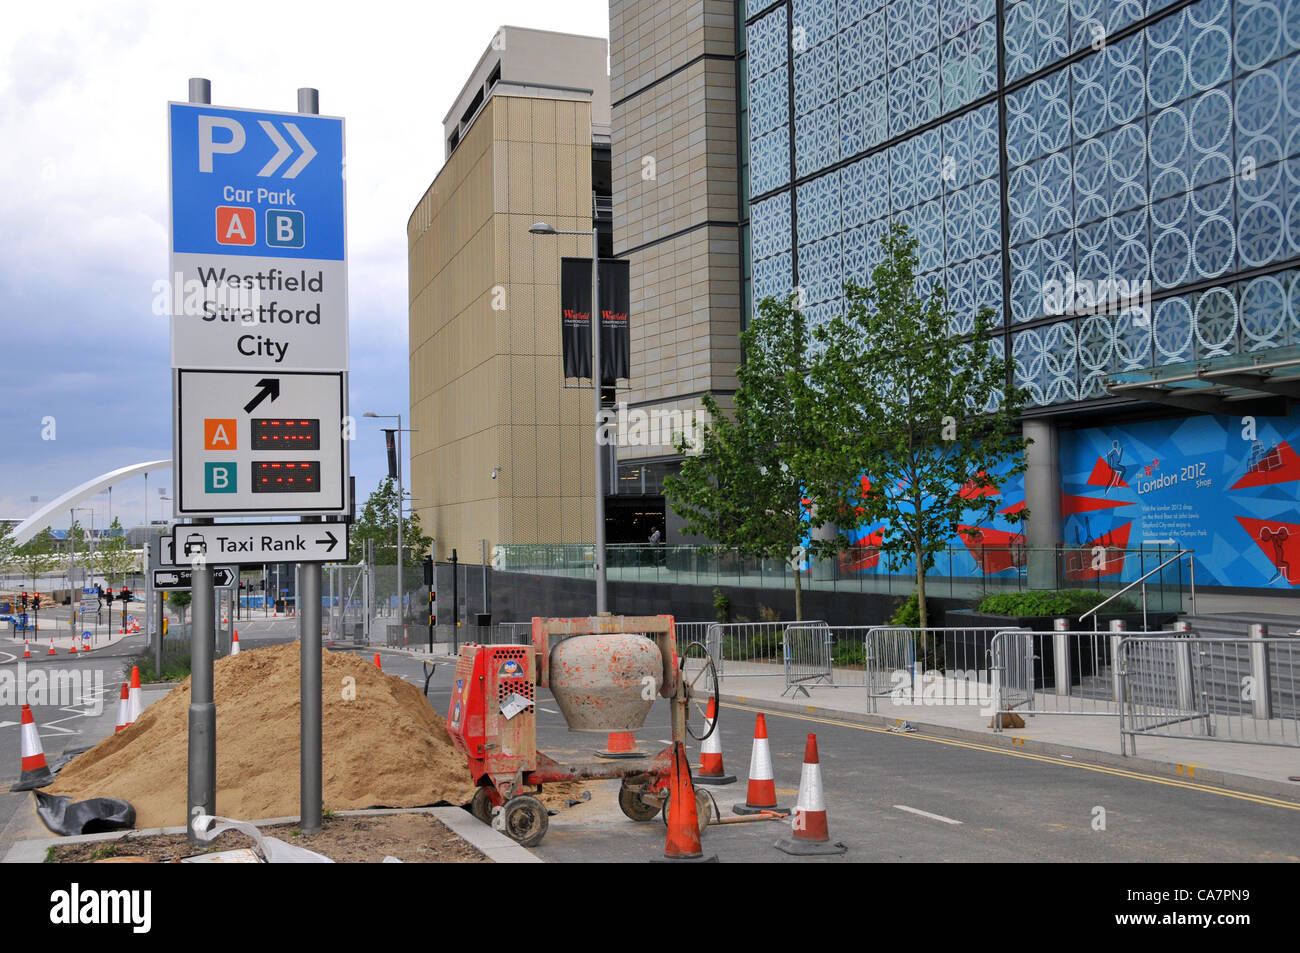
444;614;718;847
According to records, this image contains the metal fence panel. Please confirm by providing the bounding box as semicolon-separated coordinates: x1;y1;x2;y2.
1120;636;1300;751
988;629;1180;730
863;627;1022;712
782;624;833;696
705;621;827;678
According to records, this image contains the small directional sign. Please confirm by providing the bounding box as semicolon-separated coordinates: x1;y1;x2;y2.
153;567;238;590
175;369;346;517
169;522;348;563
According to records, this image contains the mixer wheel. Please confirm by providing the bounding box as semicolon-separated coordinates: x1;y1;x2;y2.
502;795;549;848
618;781;662;822
470;786;498;825
660;789;713;835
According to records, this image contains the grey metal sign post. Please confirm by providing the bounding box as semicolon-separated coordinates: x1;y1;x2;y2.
184;77;217;845
297;86;324;836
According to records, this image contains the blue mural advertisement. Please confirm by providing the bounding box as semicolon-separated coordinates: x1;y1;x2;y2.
1060;409;1300;589
841;464;1028;579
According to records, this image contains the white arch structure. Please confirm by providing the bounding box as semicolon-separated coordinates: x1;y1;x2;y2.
10;460;172;546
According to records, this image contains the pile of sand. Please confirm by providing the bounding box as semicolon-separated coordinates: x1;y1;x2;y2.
49;643;483;828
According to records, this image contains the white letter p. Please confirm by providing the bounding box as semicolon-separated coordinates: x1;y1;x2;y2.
198;116;246;173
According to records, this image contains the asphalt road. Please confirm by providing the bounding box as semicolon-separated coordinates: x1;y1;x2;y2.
4;625;1298;865
382;643;1300;863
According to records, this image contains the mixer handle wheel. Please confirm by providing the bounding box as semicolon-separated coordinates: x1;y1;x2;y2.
679;640;719;742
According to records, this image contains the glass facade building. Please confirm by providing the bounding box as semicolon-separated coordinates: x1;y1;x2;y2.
740;0;1300;410
723;0;1300;591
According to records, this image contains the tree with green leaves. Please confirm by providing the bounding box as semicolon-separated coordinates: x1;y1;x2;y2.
348;476;432;567
663;294;833;620
0;523;15;581
807;223;1030;630
94;518;136;585
13;528;59;590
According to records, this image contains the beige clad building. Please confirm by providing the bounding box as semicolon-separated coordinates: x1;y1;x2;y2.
407;26;612;559
607;1;742;526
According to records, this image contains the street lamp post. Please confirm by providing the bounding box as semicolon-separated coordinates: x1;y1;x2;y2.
529;220;607;613
364;412;408;639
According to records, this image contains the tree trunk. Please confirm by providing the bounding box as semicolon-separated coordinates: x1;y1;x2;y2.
915;543;928;632
794;566;803;621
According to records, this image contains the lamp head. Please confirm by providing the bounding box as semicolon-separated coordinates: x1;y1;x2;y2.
528;222;557;235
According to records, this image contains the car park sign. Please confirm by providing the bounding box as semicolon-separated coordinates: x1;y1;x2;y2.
168;102;348;372
169;99;349;518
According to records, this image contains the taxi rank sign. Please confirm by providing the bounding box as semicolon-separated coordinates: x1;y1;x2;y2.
169;102;348;517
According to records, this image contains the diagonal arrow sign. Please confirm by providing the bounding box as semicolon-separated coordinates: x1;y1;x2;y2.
284;123;317;178
315;530;339;552
243;378;280;414
257;121;293;177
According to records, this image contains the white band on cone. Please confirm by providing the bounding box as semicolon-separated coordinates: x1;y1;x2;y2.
794;760;825;813
701;716;722;755
748;737;774;781
20;721;41;757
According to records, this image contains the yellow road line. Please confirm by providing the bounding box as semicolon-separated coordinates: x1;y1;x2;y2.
723;700;1300;812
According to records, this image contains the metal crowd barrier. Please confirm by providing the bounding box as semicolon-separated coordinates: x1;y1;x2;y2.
673;621;716;649
863;626;1022;713
782;623;834;697
1119;633;1300;752
989;626;1186;731
705;620;827;678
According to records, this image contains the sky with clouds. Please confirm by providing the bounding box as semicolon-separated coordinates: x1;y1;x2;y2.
0;0;608;531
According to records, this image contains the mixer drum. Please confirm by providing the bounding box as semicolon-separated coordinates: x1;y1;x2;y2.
548;633;664;732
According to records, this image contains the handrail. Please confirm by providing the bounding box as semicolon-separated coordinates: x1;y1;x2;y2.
1078;549;1195;625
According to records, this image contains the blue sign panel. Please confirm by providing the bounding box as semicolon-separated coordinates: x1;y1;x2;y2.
1061;410;1300;589
169;103;345;261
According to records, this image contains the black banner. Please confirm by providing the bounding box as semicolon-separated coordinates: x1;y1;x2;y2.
599;258;630;384
561;257;592;379
383;429;398;480
561;257;630;385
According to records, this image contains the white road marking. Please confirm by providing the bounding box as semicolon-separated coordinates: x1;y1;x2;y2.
894;804;962;825
539;707;559;714
0;721;17;729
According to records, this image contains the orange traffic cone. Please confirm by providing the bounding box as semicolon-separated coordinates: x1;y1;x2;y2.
774;734;846;855
23;641;30;659
11;704;54;791
373;653;382;670
595;731;644;759
695;697;736;785
734;713;786;814
128;666;142;724
231;630;240;655
47;639;56;656
69;641;77;654
115;683;130;733
658;742;716;862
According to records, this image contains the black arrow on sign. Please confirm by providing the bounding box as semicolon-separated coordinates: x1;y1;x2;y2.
315;530;339;552
243;378;281;414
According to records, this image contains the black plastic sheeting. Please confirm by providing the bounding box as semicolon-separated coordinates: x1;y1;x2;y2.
35;790;136;836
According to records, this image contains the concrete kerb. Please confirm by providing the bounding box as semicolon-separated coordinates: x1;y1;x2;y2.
720;692;1300;804
2;805;540;864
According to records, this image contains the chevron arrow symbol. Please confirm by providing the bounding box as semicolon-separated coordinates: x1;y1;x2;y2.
257;121;293;177
284;123;317;178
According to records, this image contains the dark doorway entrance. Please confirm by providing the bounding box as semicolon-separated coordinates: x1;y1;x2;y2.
604;495;665;545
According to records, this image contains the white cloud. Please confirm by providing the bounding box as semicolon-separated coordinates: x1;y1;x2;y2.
0;0;609;528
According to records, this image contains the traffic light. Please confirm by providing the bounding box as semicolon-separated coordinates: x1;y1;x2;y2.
106;589;114;605
19;592;27;610
32;593;39;610
120;587;131;603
